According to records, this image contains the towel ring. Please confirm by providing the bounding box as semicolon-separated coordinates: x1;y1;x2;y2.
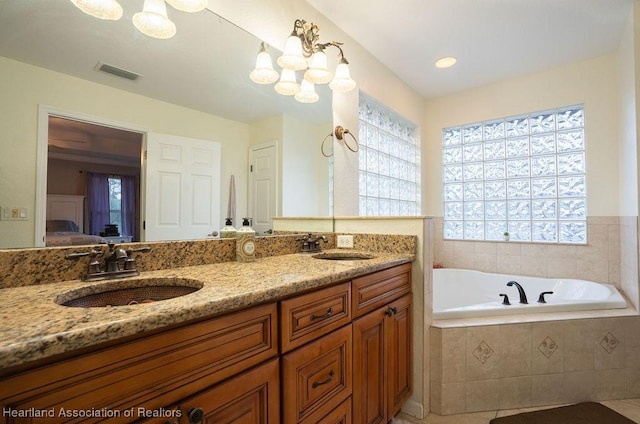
321;125;360;157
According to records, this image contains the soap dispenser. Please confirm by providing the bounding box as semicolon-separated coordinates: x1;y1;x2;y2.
236;218;256;262
220;218;237;239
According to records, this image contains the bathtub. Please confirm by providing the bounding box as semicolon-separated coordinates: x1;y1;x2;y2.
433;268;628;319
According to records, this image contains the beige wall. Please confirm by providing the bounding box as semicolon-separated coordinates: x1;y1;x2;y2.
282;114;332;216
618;3;640;310
424;53;620;217
0;56;250;248
210;0;427;217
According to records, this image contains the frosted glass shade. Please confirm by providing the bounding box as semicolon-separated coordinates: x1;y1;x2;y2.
277;34;307;71
250;50;279;84
304;51;333;84
165;0;208;12
329;60;356;92
295;79;319;103
133;0;176;39
274;68;300;96
70;0;123;20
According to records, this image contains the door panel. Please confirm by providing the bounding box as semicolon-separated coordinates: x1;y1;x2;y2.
249;143;277;235
145;133;221;241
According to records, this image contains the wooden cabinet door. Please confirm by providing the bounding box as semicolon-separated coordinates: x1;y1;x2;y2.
282;325;352;424
387;294;412;418
352;293;413;424
173;358;279;424
352;306;386;424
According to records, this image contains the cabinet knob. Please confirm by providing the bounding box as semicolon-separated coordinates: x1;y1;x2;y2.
385;306;398;317
187;407;204;424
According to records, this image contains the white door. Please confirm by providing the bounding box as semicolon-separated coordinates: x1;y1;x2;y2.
145;133;221;241
249;142;278;235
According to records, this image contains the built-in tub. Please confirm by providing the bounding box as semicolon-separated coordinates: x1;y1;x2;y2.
433;268;628;319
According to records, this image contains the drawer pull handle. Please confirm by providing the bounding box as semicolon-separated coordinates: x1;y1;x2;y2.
311;307;334;321
385;306;398;317
312;370;335;388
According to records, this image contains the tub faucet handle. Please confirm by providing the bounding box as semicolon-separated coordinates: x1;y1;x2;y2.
499;293;511;305
537;291;554;303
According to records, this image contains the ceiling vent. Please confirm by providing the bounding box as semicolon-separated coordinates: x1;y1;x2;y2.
94;62;143;81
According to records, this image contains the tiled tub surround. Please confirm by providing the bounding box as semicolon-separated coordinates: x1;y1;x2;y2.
433;216;622;287
0;233;416;370
430;316;640;415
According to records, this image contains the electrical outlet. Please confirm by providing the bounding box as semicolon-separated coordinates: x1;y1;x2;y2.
336;235;354;248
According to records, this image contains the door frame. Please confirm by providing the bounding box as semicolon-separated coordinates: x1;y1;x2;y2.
35;105;148;247
248;140;279;234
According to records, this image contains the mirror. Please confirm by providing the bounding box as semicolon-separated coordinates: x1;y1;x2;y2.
0;0;333;248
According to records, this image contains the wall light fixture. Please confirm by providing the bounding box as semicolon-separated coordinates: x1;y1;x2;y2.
250;19;357;104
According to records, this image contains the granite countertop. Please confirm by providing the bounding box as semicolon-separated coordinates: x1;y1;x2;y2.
0;250;413;371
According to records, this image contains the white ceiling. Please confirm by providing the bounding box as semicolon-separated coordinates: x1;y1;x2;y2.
0;0;331;125
0;0;634;128
306;0;634;98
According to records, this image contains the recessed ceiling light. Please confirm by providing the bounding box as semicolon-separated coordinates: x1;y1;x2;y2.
435;57;457;69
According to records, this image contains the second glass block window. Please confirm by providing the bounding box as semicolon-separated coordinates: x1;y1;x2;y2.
443;105;586;243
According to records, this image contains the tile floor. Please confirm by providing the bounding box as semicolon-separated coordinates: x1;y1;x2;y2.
394;398;640;423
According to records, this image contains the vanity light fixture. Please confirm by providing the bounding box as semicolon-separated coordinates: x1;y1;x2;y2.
250;19;357;104
69;0;208;40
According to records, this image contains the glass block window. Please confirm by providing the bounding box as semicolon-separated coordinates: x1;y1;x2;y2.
443;105;586;243
358;94;420;216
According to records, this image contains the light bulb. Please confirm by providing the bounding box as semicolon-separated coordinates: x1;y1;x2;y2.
133;0;176;39
70;0;123;20
165;0;208;12
329;59;356;92
295;79;319;103
277;34;307;71
250;46;279;84
274;68;300;96
304;50;333;84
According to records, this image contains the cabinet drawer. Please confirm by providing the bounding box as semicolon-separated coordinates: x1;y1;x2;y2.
280;282;351;352
304;396;351;424
352;263;411;318
282;325;352;424
1;303;278;422
160;358;280;424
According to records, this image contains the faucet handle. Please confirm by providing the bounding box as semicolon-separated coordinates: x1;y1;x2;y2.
87;249;103;274
124;246;151;271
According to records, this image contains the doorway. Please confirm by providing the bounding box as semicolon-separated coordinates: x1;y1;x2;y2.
36;105;146;247
249;141;278;235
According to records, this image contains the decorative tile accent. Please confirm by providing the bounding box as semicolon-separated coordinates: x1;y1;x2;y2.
538;336;559;358
472;341;494;364
600;332;619;354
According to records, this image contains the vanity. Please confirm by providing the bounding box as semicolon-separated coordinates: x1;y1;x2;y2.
0;247;414;424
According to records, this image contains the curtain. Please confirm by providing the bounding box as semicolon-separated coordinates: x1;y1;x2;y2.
120;175;136;238
86;172;110;235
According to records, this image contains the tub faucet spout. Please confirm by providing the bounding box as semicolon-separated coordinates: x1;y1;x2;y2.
507;281;528;304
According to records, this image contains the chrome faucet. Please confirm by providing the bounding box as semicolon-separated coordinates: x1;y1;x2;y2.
507;281;528;304
66;243;151;281
300;233;328;253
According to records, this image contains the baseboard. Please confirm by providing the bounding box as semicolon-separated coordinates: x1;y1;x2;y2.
400;399;424;420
